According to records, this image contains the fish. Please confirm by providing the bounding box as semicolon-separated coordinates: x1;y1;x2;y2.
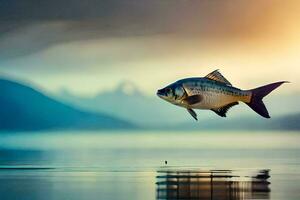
157;69;288;120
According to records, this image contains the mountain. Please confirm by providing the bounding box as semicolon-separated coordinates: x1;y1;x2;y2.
57;81;191;126
56;81;300;129
157;113;300;131
273;113;300;130
0;79;135;131
1;78;297;132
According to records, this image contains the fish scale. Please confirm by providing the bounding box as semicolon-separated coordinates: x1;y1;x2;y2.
183;79;250;109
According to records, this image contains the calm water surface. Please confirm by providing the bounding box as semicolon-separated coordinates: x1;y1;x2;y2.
0;131;299;200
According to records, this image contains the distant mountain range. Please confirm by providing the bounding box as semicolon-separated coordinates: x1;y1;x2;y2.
56;81;300;130
0;78;299;132
57;81;190;126
0;79;135;131
157;113;300;131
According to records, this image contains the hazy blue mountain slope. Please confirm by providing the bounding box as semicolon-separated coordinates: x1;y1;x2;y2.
57;82;191;126
0;79;134;131
57;81;300;128
273;113;300;130
162;113;300;131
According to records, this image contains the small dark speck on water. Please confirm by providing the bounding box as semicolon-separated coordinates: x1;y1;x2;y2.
165;160;167;165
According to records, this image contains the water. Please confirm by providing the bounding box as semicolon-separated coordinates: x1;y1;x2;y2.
0;131;299;200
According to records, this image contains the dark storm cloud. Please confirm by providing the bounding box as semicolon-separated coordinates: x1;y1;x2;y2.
0;0;185;59
0;0;293;59
0;0;182;34
0;0;123;20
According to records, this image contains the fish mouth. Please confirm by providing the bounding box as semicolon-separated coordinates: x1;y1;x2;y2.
156;89;165;97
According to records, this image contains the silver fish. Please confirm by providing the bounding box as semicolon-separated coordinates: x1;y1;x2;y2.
157;70;287;120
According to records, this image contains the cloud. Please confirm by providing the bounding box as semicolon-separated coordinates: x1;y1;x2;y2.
0;0;299;95
1;33;298;96
1;0;300;59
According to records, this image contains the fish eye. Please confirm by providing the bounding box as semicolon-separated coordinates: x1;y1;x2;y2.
165;88;174;97
165;88;172;93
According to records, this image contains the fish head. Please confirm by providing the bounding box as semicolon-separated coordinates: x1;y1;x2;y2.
157;82;186;105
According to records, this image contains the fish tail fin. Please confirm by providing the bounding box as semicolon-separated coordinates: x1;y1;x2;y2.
246;81;288;118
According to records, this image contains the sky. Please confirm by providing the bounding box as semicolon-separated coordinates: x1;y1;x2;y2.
0;0;299;96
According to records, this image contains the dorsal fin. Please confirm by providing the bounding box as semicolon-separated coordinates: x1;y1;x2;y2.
205;70;232;86
211;102;239;117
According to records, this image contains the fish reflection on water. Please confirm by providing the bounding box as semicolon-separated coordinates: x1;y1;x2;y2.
156;169;270;200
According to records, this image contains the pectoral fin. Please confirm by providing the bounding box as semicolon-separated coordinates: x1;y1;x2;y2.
187;108;198;121
183;95;203;105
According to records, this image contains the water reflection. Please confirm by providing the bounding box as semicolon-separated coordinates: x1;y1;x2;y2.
156;169;270;200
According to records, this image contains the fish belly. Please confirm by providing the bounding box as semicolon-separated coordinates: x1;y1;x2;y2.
190;91;239;110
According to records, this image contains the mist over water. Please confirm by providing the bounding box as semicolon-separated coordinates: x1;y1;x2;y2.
0;131;299;200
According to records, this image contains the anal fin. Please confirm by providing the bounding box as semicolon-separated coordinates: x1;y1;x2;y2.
211;102;239;117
